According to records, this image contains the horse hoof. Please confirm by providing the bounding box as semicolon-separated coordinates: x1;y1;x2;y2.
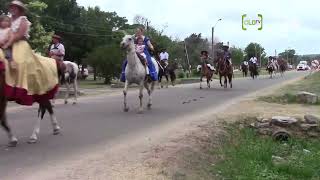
138;110;144;114
72;102;77;105
161;86;163;88
147;104;152;109
53;128;61;135
64;101;68;104
124;108;129;112
200;87;203;89
28;138;37;144
8;140;18;147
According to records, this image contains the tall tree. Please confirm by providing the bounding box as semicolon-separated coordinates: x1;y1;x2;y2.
279;49;296;64
244;42;265;62
230;47;244;66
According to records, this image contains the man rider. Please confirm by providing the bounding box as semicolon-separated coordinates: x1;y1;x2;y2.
159;48;169;68
215;42;231;74
49;35;65;61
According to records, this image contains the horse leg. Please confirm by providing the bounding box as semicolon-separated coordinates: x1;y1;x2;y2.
224;76;227;88
207;77;210;88
229;74;233;88
144;81;153;110
158;74;163;89
29;100;60;144
0;99;18;147
123;81;129;112
200;76;203;89
73;80;78;105
165;74;169;88
64;82;70;104
135;81;144;114
219;75;223;87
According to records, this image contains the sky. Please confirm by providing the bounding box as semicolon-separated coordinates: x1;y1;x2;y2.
77;0;320;55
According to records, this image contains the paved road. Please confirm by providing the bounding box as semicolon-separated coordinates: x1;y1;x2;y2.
0;72;307;179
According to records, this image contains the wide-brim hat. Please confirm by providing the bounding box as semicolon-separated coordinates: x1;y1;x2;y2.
9;0;27;11
201;50;209;55
52;34;62;40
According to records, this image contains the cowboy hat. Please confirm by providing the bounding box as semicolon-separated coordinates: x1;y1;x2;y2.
52;34;62;40
9;0;27;11
201;50;209;55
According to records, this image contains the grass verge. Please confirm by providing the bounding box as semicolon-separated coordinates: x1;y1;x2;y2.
258;72;320;105
212;122;320;180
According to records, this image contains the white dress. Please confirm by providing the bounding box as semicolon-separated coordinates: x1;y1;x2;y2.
0;28;11;45
11;16;31;39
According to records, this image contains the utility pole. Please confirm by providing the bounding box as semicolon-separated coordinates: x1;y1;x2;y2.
212;18;222;62
184;41;191;77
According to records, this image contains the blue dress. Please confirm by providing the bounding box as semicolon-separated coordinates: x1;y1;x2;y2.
120;36;158;82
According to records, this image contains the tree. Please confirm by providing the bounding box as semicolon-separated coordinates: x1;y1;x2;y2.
85;44;124;84
230;47;244;65
244;43;265;59
279;49;296;65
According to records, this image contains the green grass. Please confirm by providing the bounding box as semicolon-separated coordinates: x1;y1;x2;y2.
212;125;320;180
259;72;320;105
78;79;109;89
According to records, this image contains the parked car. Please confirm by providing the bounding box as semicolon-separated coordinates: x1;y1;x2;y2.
297;63;309;71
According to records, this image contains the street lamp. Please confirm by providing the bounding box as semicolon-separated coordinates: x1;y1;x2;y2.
212;18;222;62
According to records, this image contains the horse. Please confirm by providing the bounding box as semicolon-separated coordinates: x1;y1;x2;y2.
0;60;62;147
277;59;287;77
158;60;178;88
266;61;276;79
120;35;159;113
199;60;214;89
248;61;259;79
216;52;233;88
62;61;79;104
240;62;249;77
311;60;320;71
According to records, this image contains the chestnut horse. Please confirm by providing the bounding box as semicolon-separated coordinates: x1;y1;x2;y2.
199;60;214;89
0;60;63;147
216;52;233;88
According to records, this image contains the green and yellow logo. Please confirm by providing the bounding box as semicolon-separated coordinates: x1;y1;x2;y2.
242;14;263;31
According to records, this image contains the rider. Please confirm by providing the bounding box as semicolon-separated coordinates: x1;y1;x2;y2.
215;42;231;74
249;56;258;68
120;27;157;82
49;34;65;61
159;48;169;68
197;50;215;72
0;0;58;105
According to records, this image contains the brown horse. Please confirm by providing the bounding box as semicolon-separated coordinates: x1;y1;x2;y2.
216;53;233;88
0;60;63;147
199;60;214;89
277;59;287;77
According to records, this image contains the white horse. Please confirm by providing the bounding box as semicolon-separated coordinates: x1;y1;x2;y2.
310;60;320;76
52;61;79;105
120;35;159;113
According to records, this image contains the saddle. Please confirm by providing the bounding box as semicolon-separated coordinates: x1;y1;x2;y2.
136;53;147;67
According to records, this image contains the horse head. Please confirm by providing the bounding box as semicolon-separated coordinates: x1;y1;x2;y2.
120;35;135;52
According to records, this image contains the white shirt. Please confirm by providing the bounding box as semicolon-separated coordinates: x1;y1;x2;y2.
244;61;248;66
250;57;257;64
50;43;65;61
160;52;169;61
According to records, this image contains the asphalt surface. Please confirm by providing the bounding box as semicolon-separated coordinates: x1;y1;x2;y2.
0;71;307;179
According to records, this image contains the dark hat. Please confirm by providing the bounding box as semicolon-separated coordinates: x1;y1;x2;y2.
201;50;209;55
52;34;62;40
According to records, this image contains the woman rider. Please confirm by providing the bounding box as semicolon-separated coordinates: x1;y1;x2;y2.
0;0;58;105
120;27;158;82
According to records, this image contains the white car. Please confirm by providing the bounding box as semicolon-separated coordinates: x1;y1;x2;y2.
297;63;309;71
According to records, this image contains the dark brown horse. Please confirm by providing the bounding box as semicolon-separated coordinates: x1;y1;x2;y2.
0;60;63;147
240;62;249;77
277;59;287;77
158;60;178;88
216;52;233;88
199;59;214;89
248;61;259;79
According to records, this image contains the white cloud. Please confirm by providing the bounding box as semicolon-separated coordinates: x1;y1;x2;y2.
77;0;320;55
